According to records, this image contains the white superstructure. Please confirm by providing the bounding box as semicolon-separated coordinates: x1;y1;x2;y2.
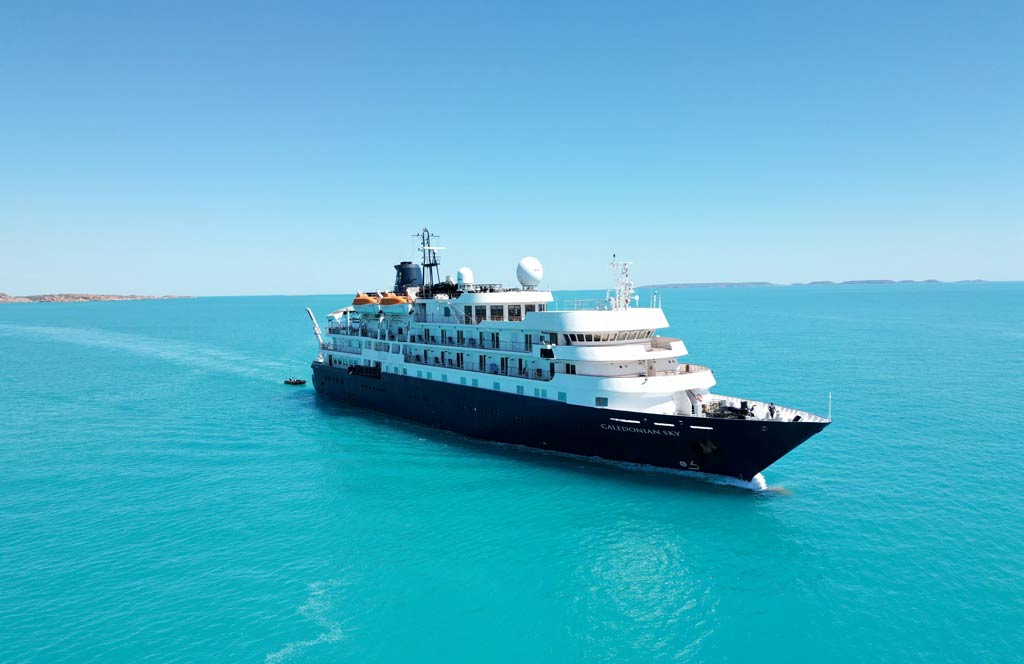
317;229;733;418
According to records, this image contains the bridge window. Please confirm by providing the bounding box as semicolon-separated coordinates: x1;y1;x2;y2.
508;304;521;321
475;305;486;322
537;304;546;311
490;305;504;321
525;304;536;313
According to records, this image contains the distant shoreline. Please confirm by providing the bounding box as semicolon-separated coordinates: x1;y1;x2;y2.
0;293;194;304
643;279;991;289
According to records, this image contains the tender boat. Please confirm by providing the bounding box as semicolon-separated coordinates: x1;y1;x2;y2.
284;378;307;386
351;292;381;315
380;292;414;315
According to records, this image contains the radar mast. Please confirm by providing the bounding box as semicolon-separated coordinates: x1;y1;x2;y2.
414;228;445;289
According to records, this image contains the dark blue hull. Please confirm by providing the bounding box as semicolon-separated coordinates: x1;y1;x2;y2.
311;363;826;481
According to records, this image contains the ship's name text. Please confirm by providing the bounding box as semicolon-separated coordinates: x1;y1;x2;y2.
601;423;681;437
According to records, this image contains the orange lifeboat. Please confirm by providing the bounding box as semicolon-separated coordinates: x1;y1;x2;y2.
352;292;381;315
380;292;413;315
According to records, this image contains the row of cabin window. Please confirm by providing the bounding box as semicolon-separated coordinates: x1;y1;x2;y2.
463;303;546;322
402;366;567;401
564;330;654;344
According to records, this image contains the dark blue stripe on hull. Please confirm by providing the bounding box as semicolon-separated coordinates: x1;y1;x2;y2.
311;364;825;481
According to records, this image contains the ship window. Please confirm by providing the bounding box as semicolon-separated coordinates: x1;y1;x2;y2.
490;305;504;321
444;306;451;317
537;304;546;311
464;306;472;321
493;382;500;390
525;304;536;313
461;377;467;385
472;378;478;387
541;389;548;398
558;392;567;402
417;370;423;377
365;340;371;348
517;385;524;395
403;368;408;375
508;305;521;321
562;335;571;345
427;372;432;379
617;332;626;340
585;334;593;342
595;397;608;407
628;331;639;340
442;374;447;382
534;388;541;396
475;305;486;321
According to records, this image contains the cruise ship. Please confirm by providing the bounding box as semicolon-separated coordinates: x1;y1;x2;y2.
307;229;830;483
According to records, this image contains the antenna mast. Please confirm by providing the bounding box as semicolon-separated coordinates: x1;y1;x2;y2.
608;254;636;311
414;228;444;289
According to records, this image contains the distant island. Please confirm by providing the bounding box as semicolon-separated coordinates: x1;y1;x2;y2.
0;293;193;304
644;279;990;289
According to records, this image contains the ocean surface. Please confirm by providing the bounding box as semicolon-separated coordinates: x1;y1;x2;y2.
1;283;1022;662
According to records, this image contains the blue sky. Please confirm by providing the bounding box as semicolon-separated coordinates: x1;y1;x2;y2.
1;1;1021;295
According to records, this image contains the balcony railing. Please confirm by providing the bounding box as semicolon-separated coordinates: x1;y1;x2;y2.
655;363;710;376
402;354;553;381
402;333;534;354
320;342;362;355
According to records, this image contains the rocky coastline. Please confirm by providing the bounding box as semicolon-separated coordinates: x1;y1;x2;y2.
0;293;193;304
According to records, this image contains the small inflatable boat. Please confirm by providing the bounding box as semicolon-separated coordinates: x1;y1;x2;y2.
284;378;307;386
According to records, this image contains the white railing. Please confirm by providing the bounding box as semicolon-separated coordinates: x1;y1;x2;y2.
702;394;829;423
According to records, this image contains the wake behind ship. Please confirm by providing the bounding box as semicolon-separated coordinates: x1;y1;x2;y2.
306;229;829;483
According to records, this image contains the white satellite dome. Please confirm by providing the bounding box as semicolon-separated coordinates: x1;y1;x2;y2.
516;257;543;288
457;266;474;287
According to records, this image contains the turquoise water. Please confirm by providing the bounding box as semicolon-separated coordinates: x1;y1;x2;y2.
2;284;1022;662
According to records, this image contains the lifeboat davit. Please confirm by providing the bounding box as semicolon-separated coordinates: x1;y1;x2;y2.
352;292;381;315
380;292;413;315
